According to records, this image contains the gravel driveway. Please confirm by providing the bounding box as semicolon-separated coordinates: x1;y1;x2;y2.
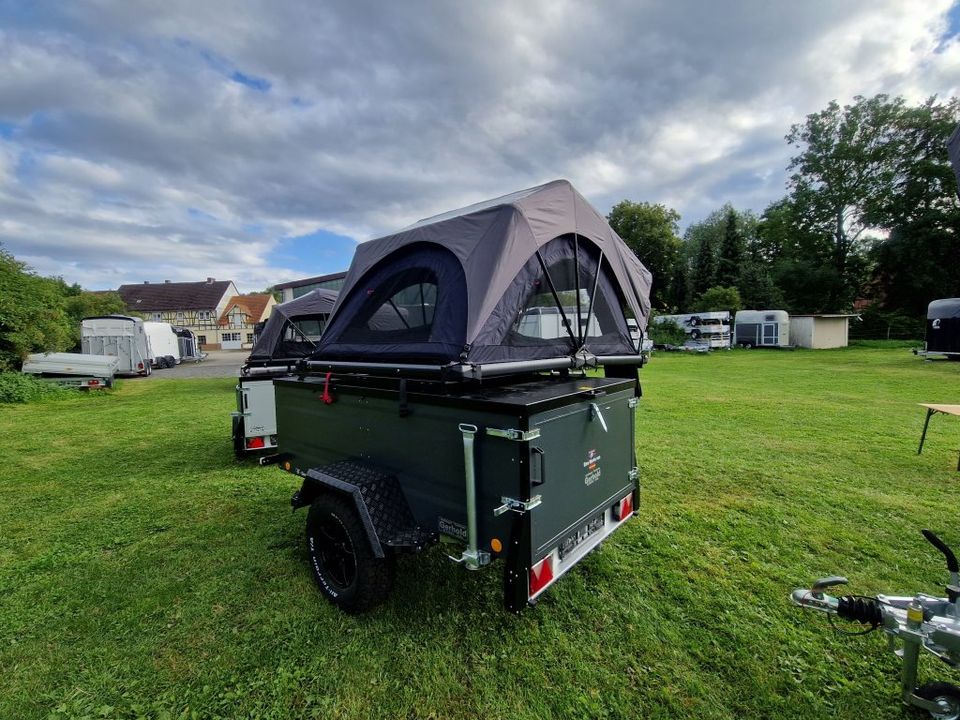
142;349;247;379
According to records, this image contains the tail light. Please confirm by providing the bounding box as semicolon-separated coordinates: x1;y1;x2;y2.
88;379;100;386
615;494;633;521
137;362;143;369
245;436;265;449
529;555;554;597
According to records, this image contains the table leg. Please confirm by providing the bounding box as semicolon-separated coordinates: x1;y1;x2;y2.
918;409;935;454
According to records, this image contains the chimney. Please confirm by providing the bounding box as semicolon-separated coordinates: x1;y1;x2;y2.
206;277;215;283
164;279;171;283
144;280;150;284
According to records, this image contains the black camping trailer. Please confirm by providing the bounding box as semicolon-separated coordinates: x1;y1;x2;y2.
918;298;960;361
275;180;653;613
233;289;339;458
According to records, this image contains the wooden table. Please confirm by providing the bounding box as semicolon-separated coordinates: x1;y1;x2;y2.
918;404;960;471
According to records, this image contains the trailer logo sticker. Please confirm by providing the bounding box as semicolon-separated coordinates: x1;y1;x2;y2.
438;517;468;541
583;449;602;486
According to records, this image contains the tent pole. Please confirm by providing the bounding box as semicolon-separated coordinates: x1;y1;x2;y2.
584;250;604;341
574;235;583;347
535;250;578;347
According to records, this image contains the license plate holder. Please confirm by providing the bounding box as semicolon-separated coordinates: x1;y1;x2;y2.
558;512;605;561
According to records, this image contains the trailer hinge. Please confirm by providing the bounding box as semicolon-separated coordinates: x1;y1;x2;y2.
628;397;639;409
493;494;543;516
486;427;541;442
628;467;639;481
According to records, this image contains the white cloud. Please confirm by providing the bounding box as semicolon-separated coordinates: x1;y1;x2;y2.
0;0;957;291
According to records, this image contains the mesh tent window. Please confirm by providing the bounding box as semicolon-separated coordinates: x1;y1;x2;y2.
317;244;468;363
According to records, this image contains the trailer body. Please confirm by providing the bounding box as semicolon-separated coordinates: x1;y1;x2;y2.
277;373;637;610
80;315;152;376
919;298;960;360
174;327;204;362
143;321;181;367
21;352;119;389
653;311;731;349
733;309;791;348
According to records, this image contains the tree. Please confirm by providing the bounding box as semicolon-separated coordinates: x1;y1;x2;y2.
867;96;960;315
607;200;684;310
684;215;721;300
785;94;904;308
716;208;744;287
62;290;126;350
692;286;742;314
0;247;73;370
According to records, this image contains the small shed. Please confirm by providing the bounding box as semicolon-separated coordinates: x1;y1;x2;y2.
789;314;857;349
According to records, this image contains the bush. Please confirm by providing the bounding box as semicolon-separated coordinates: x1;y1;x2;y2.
648;315;687;345
0;373;73;403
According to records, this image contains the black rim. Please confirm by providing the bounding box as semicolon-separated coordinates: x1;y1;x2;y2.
315;513;357;590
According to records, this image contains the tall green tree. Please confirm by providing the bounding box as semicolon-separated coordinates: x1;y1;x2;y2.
607;200;684;310
785;94;904;308
868;96;960;315
716;208;744;287
0;247;73;370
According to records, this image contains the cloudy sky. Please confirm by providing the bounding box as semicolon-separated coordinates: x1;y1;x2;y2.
1;1;958;292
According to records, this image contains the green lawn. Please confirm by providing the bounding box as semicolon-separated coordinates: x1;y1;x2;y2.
2;346;959;719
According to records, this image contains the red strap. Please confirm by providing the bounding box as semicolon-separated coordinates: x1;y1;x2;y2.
321;372;335;404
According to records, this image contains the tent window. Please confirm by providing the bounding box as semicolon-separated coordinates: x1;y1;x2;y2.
339;268;440;343
511;245;621;345
283;316;327;343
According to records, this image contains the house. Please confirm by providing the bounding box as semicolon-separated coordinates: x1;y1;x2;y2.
218;294;277;350
274;271;347;303
789;314;859;349
117;278;238;350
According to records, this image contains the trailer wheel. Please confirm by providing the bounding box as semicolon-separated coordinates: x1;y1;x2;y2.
916;681;960;720
690;329;701;339
306;494;395;613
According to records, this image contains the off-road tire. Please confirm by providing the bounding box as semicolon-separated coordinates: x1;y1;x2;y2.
917;681;960;720
306;493;395;613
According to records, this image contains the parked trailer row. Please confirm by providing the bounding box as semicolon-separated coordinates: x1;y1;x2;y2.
81;315;187;375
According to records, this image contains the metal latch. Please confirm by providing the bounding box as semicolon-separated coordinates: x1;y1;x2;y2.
493;495;542;516
590;403;608;432
628;398;639;409
486;427;541;442
628;467;639;481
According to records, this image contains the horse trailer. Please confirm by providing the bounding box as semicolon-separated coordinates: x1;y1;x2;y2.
80;315;152;376
734;310;791;348
917;298;960;360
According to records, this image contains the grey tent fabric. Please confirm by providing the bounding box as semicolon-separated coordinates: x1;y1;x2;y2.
247;289;339;362
315;180;652;366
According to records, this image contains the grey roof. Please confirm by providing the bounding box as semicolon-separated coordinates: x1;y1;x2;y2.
928;298;960;319
117;280;233;311
273;271;347;291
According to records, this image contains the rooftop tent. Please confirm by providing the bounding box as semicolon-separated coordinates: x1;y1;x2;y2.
313;179;653;368
247;289;339;363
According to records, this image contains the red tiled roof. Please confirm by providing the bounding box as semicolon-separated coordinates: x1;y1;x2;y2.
218;294;273;326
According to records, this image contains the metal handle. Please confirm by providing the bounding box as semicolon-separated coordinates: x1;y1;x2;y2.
531;447;546;486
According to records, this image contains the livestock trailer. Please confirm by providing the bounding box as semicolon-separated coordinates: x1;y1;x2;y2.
174;327;204;362
80;315;152;376
734;309;791;348
917;298;960;361
653;311;731;348
276;179;652;613
143;321;180;368
233;289;338;457
21;352;119;389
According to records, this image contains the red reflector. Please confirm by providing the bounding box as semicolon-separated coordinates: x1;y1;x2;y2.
137;362;143;369
529;556;554;597
245;436;265;449
618;494;634;521
88;379;100;386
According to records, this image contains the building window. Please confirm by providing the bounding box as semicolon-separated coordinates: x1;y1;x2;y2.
197;335;207;345
197;310;211;321
152;312;162;321
176;312;185;325
246;333;254;344
223;332;240;342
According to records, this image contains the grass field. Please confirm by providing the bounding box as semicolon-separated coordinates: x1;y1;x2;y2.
2;345;960;719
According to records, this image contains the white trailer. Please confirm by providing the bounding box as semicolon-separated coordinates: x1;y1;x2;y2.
517;306;601;339
734;309;791;348
21;352;119;389
653;311;732;348
143;321;181;368
80;315;152;376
